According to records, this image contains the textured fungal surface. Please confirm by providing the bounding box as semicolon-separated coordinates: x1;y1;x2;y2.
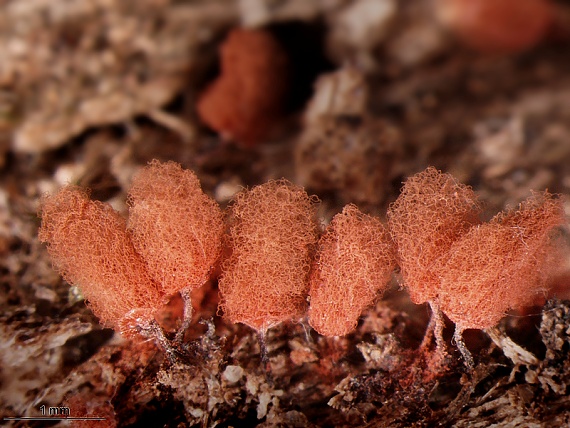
197;28;289;146
218;180;319;331
308;204;396;336
39;186;163;330
127;160;224;296
387;167;482;304
438;192;565;329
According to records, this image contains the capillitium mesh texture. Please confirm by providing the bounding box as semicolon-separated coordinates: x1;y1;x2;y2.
39;186;163;330
387;166;481;304
308;204;396;336
127;160;224;297
438;192;565;329
218;180;319;331
196;28;289;147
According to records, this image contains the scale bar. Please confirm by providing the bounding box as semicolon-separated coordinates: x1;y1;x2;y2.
4;417;107;421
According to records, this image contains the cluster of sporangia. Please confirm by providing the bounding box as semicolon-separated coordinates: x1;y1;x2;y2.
39;161;565;365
